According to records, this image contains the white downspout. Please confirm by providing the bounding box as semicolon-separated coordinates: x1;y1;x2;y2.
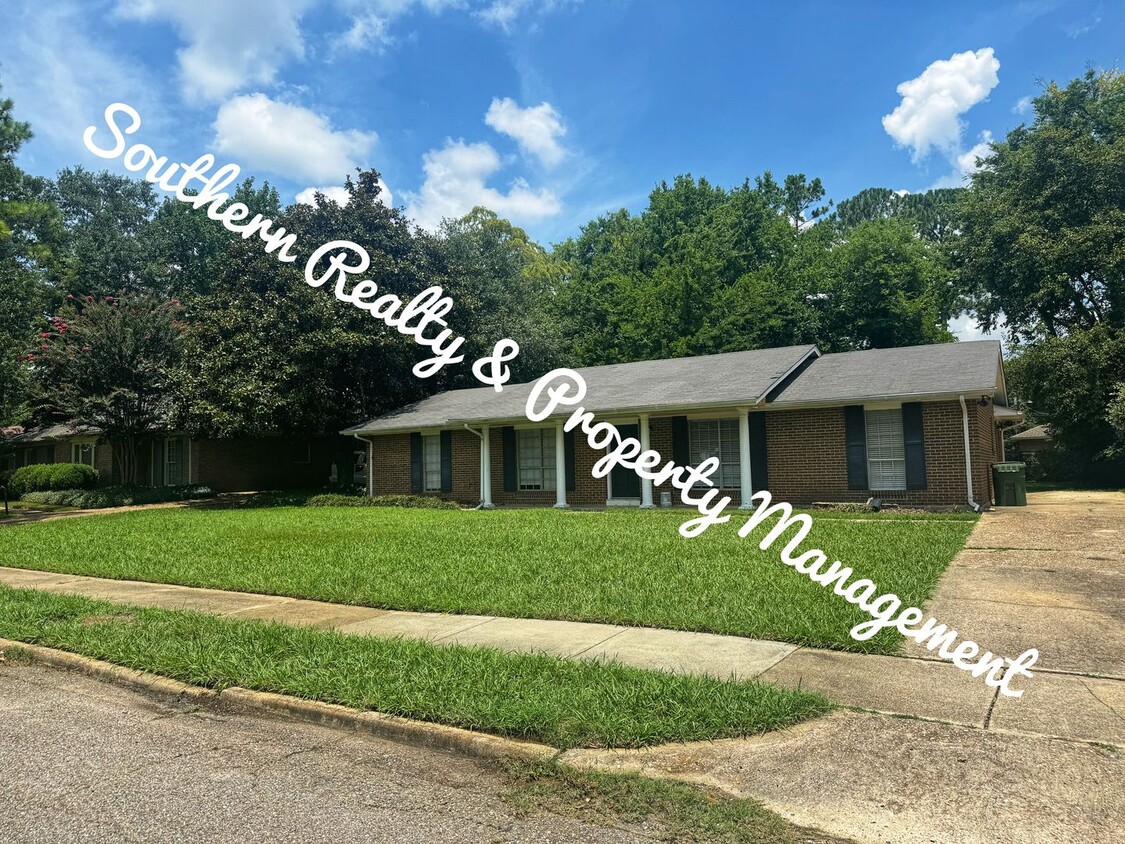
352;433;372;497
959;395;981;512
462;424;493;509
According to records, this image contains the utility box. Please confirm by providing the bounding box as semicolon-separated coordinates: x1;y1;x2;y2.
992;462;1027;506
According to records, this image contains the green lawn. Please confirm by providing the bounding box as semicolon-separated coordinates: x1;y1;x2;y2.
0;506;974;653
0;587;829;749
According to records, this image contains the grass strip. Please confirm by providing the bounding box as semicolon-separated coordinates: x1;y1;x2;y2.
0;586;830;749
501;760;856;844
0;507;974;653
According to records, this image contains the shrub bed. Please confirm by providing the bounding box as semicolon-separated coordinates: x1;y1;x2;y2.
18;484;215;509
8;463;99;497
307;493;459;509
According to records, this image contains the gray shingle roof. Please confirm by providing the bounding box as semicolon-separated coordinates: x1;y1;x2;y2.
343;340;1007;435
344;345;818;434
5;424;100;444
1009;424;1050;442
768;341;1004;406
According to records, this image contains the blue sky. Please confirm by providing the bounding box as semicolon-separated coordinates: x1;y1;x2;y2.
1;1;1119;256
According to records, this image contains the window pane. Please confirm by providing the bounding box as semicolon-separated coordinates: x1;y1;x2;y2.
518;428;557;491
689;419;741;488
423;434;442;492
166;439;184;486
865;409;906;491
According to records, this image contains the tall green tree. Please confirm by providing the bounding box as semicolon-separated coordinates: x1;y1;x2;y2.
51;166;157;300
176;170;450;437
813;219;955;350
0;81;57;427
958;69;1124;339
439;207;565;382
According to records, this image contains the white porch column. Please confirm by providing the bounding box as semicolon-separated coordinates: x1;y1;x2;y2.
639;414;655;508
738;408;753;509
554;422;569;508
480;425;494;508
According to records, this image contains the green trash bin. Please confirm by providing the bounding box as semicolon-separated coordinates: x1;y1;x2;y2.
992;462;1027;506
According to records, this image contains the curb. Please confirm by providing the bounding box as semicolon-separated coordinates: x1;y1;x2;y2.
0;638;218;705
0;638;557;765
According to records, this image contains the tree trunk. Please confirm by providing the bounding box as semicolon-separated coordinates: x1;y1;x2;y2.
111;436;141;486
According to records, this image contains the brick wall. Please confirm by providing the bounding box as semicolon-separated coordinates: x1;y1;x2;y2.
363;400;996;509
488;426;607;507
48;440;112;484
369;426;610;507
192;435;343;492
764;400;979;507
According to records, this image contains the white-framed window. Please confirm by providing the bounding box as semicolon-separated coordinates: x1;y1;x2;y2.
865;408;906;491
688;419;741;488
423;434;442;492
165;438;184;486
517;428;557;491
71;442;95;467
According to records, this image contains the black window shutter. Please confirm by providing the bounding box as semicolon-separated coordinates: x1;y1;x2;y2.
671;416;690;467
565;429;576;492
844;406;868;490
440;430;453;492
409;433;423;494
502;426;517;492
749;412;768;492
903;402;926;490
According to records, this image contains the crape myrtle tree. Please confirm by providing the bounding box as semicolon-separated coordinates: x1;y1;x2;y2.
31;294;184;484
959;69;1125;478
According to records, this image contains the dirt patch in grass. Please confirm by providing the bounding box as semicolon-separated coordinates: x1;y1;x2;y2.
501;760;857;844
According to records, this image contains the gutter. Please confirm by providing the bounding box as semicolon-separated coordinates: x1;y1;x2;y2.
959;395;982;512
462;424;489;510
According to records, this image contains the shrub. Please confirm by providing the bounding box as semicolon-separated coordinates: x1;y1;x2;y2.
18;484;215;509
9;463;99;497
306;493;459;509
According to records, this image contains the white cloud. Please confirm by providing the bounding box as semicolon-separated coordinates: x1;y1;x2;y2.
949;311;1007;352
1013;95;1033;115
296;179;393;206
474;0;581;33
116;0;314;101
331;0;464;53
214;94;377;183
404;139;561;230
484;97;566;166
882;48;1000;161
956;130;994;177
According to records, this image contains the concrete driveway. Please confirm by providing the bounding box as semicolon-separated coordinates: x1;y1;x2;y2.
567;492;1125;844
901;490;1125;744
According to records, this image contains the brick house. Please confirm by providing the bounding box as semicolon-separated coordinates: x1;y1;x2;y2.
1;426;360;493
342;341;1019;510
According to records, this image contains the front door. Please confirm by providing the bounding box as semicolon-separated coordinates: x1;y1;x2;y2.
608;424;641;499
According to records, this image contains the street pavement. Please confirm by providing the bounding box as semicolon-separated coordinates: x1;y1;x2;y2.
1;662;651;844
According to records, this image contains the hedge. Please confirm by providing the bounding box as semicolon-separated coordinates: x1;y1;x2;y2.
306;493;459;509
8;463;99;497
18;484;216;509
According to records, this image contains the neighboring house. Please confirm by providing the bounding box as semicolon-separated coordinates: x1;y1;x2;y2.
1;425;361;493
1008;424;1051;458
343;340;1012;509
